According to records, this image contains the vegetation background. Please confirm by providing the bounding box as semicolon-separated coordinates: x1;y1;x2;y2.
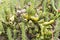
0;0;60;40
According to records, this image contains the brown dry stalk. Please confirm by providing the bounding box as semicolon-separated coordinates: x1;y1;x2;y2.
52;30;54;40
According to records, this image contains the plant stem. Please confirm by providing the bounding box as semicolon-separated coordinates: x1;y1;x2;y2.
7;27;13;40
51;0;57;12
42;0;46;13
21;22;27;40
